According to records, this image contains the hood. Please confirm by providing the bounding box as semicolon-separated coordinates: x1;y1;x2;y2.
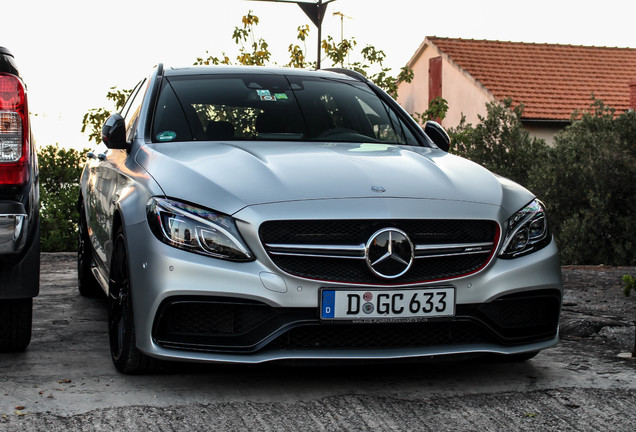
135;141;524;215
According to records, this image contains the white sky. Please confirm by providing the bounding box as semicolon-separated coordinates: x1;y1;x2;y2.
2;0;635;149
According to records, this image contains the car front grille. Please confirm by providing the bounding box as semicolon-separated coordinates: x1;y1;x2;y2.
259;219;499;284
152;290;561;354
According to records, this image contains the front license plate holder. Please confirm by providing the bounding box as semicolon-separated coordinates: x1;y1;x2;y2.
320;286;455;321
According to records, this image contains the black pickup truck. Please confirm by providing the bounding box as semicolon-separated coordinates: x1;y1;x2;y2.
0;46;39;352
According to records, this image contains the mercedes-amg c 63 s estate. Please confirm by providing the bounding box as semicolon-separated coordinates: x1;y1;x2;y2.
78;65;562;373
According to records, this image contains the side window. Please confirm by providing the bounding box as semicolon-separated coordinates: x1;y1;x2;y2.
355;96;418;145
152;80;193;142
123;79;148;142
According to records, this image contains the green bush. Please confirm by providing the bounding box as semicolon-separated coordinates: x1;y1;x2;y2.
624;275;635;297
539;101;635;265
448;98;549;189
449;98;635;266
38;145;88;252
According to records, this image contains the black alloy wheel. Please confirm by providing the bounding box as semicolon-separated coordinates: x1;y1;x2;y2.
107;228;158;374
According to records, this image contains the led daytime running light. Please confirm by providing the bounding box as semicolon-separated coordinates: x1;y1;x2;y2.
147;198;254;261
500;199;550;258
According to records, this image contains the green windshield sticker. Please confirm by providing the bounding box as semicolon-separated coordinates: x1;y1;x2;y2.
274;93;288;100
257;89;271;96
156;131;177;142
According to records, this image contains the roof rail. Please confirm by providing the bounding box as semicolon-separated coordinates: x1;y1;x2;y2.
321;68;367;82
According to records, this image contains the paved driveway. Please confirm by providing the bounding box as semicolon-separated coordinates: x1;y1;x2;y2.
1;254;635;431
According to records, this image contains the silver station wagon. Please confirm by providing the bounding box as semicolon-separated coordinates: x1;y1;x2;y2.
79;65;562;373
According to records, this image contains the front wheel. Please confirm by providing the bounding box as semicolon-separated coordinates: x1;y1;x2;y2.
108;228;159;374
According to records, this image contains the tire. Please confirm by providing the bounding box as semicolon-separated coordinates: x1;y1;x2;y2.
0;298;32;352
108;228;159;374
78;199;102;297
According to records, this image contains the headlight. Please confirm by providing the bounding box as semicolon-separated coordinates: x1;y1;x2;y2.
499;199;551;259
147;197;254;261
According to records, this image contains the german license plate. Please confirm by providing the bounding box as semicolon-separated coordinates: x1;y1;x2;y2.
320;287;455;321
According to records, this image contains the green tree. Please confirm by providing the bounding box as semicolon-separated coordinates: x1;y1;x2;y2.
412;96;449;125
233;11;272;66
537;99;636;265
81;87;132;145
447;97;635;266
38;145;89;251
349;45;414;98
447;98;549;188
287;25;310;68
193;10;413;97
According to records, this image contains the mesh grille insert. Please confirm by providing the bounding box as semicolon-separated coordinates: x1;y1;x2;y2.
260;219;498;283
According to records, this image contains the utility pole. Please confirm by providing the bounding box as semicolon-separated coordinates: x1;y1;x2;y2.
247;0;337;69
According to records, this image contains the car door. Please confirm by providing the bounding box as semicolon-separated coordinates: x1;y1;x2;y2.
85;79;148;278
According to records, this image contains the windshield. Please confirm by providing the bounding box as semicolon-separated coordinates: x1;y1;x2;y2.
151;73;420;145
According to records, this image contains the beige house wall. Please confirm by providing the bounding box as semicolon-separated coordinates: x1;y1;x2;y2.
397;40;495;129
522;123;564;146
441;58;493;129
396;38;567;143
396;44;434;116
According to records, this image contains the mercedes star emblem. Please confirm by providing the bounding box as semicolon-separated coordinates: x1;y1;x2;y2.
365;228;414;279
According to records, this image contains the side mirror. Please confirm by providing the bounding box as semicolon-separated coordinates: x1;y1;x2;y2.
101;113;128;149
424;121;450;152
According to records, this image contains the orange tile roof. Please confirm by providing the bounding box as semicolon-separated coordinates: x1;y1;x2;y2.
427;37;636;121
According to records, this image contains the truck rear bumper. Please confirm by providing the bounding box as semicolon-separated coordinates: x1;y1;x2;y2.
0;204;39;299
0;201;28;254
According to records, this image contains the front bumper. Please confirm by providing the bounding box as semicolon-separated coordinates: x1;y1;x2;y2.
125;217;563;364
153;289;561;353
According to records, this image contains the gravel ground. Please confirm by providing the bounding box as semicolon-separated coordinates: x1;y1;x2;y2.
560;265;635;354
0;254;634;431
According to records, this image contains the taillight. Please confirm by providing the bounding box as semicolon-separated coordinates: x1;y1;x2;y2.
0;73;29;185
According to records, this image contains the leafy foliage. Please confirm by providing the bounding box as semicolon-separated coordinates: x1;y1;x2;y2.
193;11;413;97
537;100;636;265
412;97;449;124
448;98;549;188
81;87;132;145
448;98;635;266
348;45;415;98
38;145;89;251
322;35;356;67
194;51;231;66
287;25;311;68
624;274;635;297
233;11;272;66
